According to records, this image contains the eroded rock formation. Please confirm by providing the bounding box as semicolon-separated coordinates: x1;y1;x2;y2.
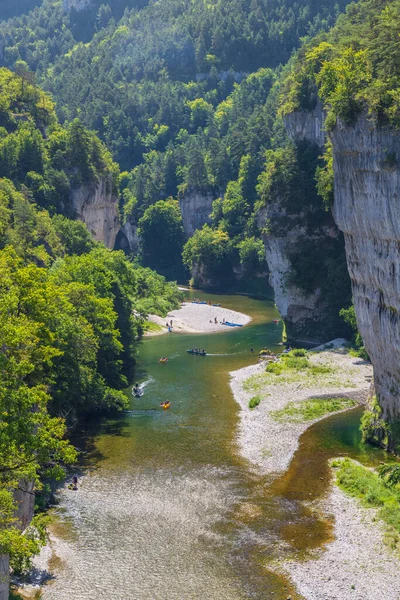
331;114;400;430
71;176;120;249
0;482;36;600
257;103;348;343
178;189;214;238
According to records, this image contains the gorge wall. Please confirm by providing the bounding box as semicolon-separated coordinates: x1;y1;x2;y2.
0;482;36;600
285;103;400;439
178;189;214;238
71;176;120;249
331;114;400;432
257;103;348;344
258;205;335;344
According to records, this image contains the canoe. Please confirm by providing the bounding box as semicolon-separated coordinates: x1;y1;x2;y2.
222;322;243;327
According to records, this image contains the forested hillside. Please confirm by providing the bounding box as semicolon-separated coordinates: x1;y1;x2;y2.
0;67;181;581
0;0;357;326
1;0;349;168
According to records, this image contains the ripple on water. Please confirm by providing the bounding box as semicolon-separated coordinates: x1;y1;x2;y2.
44;467;250;600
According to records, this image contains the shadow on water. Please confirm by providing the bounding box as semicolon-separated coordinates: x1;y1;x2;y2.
44;289;391;600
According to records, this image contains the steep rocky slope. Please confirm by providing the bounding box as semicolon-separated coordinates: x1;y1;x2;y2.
256;104;350;344
71;176;120;249
331;114;400;433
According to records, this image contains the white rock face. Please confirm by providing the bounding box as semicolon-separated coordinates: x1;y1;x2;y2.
257;104;342;343
62;0;92;12
120;220;140;253
71;176;120;249
331;113;400;423
258;207;335;343
179;189;214;238
284;101;326;148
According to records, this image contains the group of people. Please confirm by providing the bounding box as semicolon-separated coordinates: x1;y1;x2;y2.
209;317;225;324
189;347;206;355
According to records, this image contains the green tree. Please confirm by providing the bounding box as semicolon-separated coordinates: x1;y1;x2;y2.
138;199;185;279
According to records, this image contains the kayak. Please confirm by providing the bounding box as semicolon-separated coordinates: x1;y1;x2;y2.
187;349;207;355
222;322;243;327
159;358;169;363
273;319;280;323
212;303;221;307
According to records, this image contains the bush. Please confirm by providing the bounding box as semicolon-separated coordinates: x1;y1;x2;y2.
249;395;261;409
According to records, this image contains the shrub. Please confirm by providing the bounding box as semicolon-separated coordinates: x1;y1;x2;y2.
249;395;261;409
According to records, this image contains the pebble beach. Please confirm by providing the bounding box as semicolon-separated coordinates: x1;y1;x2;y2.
230;341;400;599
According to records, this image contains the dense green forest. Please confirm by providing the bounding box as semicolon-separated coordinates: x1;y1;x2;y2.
0;67;181;574
0;0;358;312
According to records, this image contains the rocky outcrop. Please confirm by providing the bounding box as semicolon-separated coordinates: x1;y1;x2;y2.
71;176;120;249
0;482;36;600
256;103;347;343
178;189;214;238
114;220;140;254
0;556;8;600
330;113;400;430
257;207;339;344
62;0;93;12
284;101;326;148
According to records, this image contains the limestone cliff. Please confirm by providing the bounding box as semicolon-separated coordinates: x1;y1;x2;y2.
0;482;36;600
284;101;326;148
178;189;214;238
257;206;342;344
330;114;400;432
257;103;349;343
71;176;120;249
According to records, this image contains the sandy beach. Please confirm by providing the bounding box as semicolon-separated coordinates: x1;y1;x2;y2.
230;340;400;599
147;301;252;335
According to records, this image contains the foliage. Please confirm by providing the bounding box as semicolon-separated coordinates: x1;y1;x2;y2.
0;0;349;168
182;224;233;285
0;68;119;216
378;464;400;489
249;396;262;410
137;199;185;279
340;303;369;359
280;0;400;128
333;458;400;551
271;396;356;423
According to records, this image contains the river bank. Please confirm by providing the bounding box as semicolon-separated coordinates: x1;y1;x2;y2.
230;341;400;599
282;483;400;600
230;341;373;475
147;301;252;335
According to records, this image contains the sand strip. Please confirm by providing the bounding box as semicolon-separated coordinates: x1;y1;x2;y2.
147;302;251;335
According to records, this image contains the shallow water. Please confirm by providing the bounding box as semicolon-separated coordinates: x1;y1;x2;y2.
43;291;389;600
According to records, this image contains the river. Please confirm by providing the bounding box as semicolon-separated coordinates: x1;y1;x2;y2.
41;291;389;600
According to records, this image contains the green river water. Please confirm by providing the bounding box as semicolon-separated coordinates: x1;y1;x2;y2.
42;290;389;600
